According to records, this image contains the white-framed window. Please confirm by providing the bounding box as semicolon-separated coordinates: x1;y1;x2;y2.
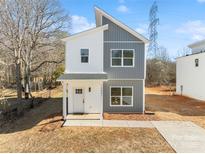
195;58;199;67
111;49;134;67
110;86;133;107
81;49;89;63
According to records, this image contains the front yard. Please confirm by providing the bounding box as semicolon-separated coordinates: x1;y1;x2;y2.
0;86;205;152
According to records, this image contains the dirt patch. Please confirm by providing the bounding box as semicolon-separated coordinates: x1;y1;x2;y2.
146;86;205;129
104;113;159;121
145;86;175;96
38;113;63;133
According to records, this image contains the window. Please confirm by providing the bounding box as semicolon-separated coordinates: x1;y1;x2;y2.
195;59;199;67
75;89;82;94
112;50;122;66
88;87;91;92
110;86;133;106
81;49;89;63
111;49;134;67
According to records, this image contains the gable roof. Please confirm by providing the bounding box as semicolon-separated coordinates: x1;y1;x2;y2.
95;6;149;44
61;24;108;42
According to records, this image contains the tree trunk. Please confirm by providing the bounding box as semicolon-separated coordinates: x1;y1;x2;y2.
16;62;22;99
24;63;33;99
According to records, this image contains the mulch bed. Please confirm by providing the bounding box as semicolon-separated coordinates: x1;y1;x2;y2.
103;112;160;121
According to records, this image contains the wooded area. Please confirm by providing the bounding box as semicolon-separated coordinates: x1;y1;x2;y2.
0;0;70;99
146;46;176;86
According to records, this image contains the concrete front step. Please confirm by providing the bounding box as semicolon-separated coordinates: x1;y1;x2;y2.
66;114;101;120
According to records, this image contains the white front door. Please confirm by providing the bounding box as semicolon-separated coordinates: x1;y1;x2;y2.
73;88;84;113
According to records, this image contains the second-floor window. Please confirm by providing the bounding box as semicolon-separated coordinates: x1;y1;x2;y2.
111;49;134;67
81;49;89;63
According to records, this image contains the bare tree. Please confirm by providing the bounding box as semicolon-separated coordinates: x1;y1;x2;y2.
146;46;175;86
177;47;191;57
0;0;70;98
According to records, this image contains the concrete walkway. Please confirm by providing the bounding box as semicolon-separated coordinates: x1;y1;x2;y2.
152;121;205;153
63;120;154;128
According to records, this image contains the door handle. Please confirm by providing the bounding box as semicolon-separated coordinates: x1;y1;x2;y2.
83;99;85;103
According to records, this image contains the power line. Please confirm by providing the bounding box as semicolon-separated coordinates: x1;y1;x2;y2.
148;0;159;58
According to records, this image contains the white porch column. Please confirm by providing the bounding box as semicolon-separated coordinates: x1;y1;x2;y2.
67;82;73;113
100;81;104;120
62;81;67;120
143;79;145;114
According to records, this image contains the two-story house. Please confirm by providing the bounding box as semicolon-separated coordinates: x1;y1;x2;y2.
176;39;205;101
58;7;149;120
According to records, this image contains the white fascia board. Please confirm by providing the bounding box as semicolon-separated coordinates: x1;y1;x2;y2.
94;6;149;44
176;52;205;60
188;39;205;48
61;24;108;42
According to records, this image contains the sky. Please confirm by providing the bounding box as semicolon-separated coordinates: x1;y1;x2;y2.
60;0;205;59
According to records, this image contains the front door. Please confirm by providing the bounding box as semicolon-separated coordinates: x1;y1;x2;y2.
73;88;84;113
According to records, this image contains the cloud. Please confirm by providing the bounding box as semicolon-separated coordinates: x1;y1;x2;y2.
71;15;95;34
176;20;205;41
135;24;148;35
135;28;146;34
197;0;205;3
118;0;125;3
117;5;129;13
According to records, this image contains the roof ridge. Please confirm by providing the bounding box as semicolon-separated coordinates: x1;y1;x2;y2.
94;6;149;43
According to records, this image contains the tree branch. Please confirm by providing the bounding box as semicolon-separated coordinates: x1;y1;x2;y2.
31;59;63;72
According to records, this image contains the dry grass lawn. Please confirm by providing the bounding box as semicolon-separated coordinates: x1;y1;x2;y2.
0;86;174;153
0;124;173;152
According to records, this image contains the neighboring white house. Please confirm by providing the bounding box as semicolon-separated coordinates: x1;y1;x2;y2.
57;7;149;120
176;39;205;100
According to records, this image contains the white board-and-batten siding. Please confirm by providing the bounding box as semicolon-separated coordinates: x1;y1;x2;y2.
176;52;205;100
65;28;105;74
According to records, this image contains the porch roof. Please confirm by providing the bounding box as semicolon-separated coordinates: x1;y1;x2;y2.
57;73;108;81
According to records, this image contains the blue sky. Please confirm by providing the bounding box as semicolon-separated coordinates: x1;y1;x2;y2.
60;0;205;59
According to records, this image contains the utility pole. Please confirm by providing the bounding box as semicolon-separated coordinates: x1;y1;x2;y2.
148;0;159;58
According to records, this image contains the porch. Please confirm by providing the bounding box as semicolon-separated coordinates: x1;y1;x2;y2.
56;73;107;120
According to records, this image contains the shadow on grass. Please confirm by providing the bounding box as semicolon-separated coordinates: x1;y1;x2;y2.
146;94;205;116
2;93;205;134
0;97;62;134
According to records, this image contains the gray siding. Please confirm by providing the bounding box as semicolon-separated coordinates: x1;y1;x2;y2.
57;73;107;80
104;43;145;79
103;80;144;113
102;16;145;113
102;16;141;42
102;16;145;79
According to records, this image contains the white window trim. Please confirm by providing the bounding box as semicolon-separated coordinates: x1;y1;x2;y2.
109;86;133;107
195;58;199;67
80;48;90;64
110;49;135;67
